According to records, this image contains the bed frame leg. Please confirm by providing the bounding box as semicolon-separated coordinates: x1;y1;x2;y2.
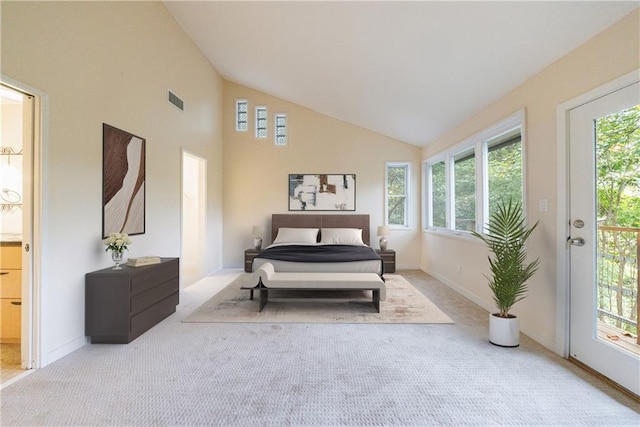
373;289;380;313
259;288;268;312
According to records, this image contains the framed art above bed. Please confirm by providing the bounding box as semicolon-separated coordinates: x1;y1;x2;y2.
288;174;355;211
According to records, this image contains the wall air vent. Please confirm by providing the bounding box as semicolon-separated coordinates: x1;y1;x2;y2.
168;90;184;111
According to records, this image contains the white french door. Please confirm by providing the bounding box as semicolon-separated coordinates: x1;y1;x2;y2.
568;81;639;396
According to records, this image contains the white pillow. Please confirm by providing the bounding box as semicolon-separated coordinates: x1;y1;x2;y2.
272;227;319;244
320;228;364;245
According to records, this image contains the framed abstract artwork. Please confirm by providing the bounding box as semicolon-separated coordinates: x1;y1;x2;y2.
288;174;356;211
102;123;146;238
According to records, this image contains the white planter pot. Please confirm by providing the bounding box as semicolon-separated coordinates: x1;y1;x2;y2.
489;313;520;347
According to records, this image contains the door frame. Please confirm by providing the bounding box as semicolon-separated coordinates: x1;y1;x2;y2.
1;75;46;371
556;69;640;358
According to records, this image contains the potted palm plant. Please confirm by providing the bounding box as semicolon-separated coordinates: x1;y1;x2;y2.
472;199;540;347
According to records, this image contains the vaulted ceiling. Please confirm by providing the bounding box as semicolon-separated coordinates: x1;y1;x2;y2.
164;1;638;146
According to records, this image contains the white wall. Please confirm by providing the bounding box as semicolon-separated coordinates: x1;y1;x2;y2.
2;2;224;365
421;9;639;352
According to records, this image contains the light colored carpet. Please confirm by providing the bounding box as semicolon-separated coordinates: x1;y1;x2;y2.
183;273;453;324
1;269;638;426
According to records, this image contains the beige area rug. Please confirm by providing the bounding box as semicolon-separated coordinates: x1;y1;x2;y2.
183;274;453;324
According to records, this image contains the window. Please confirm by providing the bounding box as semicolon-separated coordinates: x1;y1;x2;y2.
274;113;287;146
430;161;446;228
454;148;476;231
424;111;525;233
235;100;248;132
255;106;267;138
487;131;522;219
386;162;410;227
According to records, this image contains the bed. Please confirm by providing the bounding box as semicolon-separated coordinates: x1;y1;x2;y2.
251;214;383;275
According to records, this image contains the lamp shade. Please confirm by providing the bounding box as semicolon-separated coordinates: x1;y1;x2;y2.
252;225;263;236
377;226;390;237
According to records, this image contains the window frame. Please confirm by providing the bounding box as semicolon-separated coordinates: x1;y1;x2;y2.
385;162;411;229
453;146;477;232
423;110;526;235
425;157;448;229
235;99;248;132
274;113;287;146
255;105;268;139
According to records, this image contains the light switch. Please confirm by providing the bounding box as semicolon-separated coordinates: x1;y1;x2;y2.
539;198;548;212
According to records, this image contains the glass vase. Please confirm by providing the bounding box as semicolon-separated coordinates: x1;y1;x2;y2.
111;251;124;270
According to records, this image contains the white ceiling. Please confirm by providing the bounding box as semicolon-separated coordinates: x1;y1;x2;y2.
164;1;638;146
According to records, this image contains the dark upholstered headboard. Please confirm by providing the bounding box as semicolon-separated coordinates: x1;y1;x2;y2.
271;214;371;245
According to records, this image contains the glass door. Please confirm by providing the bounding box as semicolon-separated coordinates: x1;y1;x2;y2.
569;81;639;396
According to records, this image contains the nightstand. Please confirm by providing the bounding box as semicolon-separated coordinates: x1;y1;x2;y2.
376;249;396;273
244;248;261;272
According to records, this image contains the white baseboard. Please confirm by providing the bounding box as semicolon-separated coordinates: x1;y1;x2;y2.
45;335;90;367
429;271;494;313
427;270;558;354
396;264;421;270
205;264;223;276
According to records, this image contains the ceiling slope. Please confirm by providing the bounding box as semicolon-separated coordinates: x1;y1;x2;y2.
165;1;638;146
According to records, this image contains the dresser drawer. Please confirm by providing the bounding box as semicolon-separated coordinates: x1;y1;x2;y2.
131;277;179;315
0;270;21;298
130;292;178;339
130;260;179;296
0;298;22;340
0;246;22;269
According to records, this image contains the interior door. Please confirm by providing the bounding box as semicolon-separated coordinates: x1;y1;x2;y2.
569;81;639;396
20;92;34;369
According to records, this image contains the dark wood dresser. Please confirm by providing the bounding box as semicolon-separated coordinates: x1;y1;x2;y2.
85;257;179;344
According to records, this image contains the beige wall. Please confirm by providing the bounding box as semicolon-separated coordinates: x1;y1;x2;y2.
2;1;224;365
421;9;639;351
223;81;422;269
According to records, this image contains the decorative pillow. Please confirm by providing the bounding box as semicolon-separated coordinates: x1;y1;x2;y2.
272;227;319;244
320;228;364;245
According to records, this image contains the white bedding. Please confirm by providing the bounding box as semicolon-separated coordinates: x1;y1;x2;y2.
251;257;382;274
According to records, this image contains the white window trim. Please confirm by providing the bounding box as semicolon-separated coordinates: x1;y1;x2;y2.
423;109;526;237
423;156;448;230
385;162;411;229
452;146;477;232
255;106;268;139
235;99;248;132
274;113;287;146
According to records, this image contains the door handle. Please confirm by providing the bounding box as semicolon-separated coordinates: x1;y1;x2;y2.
569;237;585;246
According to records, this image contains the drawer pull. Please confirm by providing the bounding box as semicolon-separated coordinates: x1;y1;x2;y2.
10;301;21;306
0;272;8;276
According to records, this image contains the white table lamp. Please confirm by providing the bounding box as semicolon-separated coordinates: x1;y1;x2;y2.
252;225;263;250
377;226;390;251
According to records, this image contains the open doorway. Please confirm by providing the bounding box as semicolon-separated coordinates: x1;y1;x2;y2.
1;82;35;384
181;150;206;288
